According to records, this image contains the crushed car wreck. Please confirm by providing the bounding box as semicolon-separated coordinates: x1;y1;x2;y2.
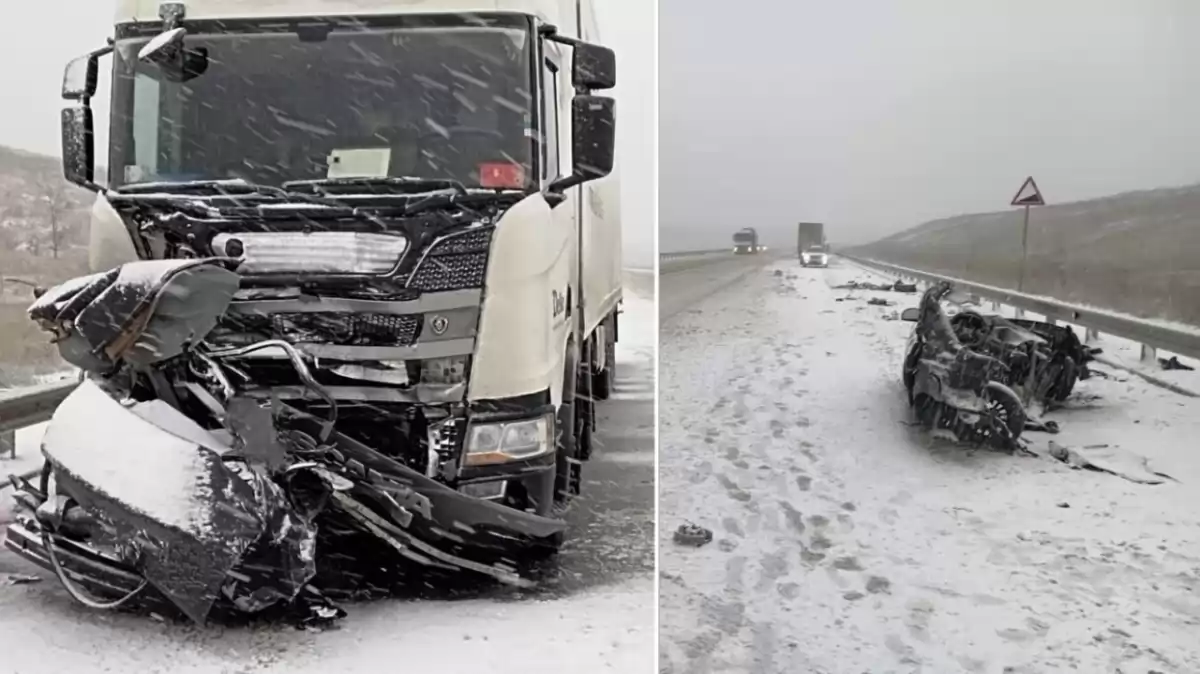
900;282;1027;451
949;309;1100;408
8;258;570;625
6;0;625;626
899;281;1101;451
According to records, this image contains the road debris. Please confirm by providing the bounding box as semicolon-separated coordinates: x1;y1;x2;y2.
1160;356;1195;371
1047;441;1176;485
672;523;713;547
1;573;42;586
832;279;916;293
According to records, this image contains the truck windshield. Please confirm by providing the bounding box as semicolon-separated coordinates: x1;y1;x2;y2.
108;18;536;191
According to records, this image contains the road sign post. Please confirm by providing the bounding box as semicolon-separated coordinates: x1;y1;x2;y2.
1011;176;1045;292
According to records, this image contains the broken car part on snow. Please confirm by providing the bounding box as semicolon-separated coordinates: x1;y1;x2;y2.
899;282;1101;451
833;279;918;293
6;2;624;626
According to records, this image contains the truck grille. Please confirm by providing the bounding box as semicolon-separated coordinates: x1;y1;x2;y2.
407;228;493;292
226;311;421;346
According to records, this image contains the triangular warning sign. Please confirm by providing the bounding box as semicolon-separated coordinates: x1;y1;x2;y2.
1011;176;1045;206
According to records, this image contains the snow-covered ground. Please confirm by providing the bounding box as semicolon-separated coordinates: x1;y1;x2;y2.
659;257;1200;674
0;271;655;674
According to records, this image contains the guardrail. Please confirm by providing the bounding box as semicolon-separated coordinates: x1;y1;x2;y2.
659;248;731;262
0;378;78;476
842;254;1200;366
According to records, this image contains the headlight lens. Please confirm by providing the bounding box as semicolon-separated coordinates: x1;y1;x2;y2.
464;415;553;466
212;231;407;274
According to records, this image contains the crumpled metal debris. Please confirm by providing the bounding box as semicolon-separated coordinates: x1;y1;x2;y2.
1160;356;1195;371
833;279;916;293
673;523;713;547
1;573;42;586
6;259;565;627
1047;441;1175;485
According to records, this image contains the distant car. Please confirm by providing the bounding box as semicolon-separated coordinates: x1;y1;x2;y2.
800;245;828;267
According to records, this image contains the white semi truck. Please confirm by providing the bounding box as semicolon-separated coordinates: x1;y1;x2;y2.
59;0;622;548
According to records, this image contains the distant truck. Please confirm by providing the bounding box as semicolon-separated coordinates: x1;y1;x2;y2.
733;227;760;254
797;222;827;267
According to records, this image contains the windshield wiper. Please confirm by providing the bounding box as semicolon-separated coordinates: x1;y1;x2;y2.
283;176;468;197
118;179;278;196
115;179;346;207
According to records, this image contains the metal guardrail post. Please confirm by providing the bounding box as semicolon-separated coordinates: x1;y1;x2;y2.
1;430;12;459
1141;344;1158;366
1085;327;1100;343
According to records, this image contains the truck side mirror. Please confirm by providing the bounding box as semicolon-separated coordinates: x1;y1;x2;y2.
59;46;111;192
62;107;96;189
62;53;101;101
571;42;615;91
550;95;615;193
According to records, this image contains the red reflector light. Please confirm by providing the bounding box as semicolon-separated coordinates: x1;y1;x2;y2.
479;162;525;189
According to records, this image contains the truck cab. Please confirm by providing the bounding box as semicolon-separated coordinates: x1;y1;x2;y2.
58;0;623;546
732;227;758;254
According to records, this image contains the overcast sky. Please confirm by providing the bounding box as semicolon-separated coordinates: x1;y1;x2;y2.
660;0;1200;251
0;0;654;267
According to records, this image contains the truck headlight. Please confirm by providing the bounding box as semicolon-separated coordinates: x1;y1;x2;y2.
464;415;553;466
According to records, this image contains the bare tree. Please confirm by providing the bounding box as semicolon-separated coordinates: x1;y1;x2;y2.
32;173;72;259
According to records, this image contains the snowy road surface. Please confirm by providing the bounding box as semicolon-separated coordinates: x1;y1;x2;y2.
659;257;1200;674
660;253;779;321
0;272;655;674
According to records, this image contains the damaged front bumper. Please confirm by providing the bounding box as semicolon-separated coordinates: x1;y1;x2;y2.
4;383;567;623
